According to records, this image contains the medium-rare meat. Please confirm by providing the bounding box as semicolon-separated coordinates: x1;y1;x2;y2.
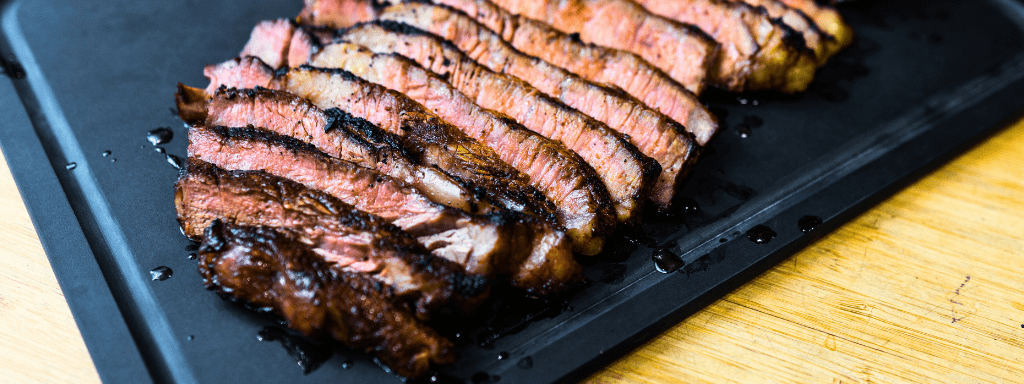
203;56;560;225
262;20;659;223
327;18;692;214
289;44;617;256
176;158;489;320
186;125;582;296
197;220;455;378
425;0;718;145
176;84;489;215
296;0;720;96
628;0;817;93
774;0;853;51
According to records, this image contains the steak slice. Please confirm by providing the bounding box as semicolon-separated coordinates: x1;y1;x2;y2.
296;0;718;98
298;43;616;255
733;0;838;64
426;0;718;144
331;20;688;215
629;0;817;93
775;0;853;51
197;221;455;378
187;125;582;296
176;158;489;320
203;56;559;225
176;83;488;215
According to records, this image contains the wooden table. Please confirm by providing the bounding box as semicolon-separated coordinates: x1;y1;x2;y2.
2;118;1023;384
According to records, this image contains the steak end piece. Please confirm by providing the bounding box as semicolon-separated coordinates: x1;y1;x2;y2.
198;221;456;378
176;157;491;319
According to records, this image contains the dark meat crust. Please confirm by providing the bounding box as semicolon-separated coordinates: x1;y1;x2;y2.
304;40;616;255
177;83;495;215
197;221;456;378
176;158;489;319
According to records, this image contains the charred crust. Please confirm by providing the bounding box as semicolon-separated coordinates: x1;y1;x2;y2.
205;125;331;159
297;64;365;84
772;17;812;54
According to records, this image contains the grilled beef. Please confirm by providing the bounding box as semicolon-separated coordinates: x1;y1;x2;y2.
474;0;720;95
296;0;718;98
292;43;616;255
426;0;718;144
343;9;691;213
197;221;455;378
176;158;489;319
629;0;817;93
177;84;488;215
186;125;582;296
733;0;837;64
203;56;559;225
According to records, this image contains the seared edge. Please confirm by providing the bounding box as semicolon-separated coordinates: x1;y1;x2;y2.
197;220;455;378
176;157;489;319
306;41;615;255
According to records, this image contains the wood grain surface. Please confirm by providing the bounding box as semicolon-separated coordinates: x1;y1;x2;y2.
1;117;1023;383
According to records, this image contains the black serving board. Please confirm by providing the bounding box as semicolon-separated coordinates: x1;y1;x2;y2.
3;0;1024;383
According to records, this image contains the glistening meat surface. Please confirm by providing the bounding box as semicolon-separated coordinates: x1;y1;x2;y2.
176;158;489;319
296;42;616;255
427;0;718;144
186;125;582;296
177;84;488;215
203;56;560;225
197;221;456;378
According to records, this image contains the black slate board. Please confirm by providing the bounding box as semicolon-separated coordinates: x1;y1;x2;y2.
2;0;1024;383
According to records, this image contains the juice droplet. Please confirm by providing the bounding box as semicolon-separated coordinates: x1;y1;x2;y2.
187;252;197;260
341;359;353;369
746;225;776;244
101;150;112;157
65;162;77;170
652;248;684;273
497;351;509;360
166;154;183;169
147;127;174;145
150;266;173;281
798;215;823;233
187;335;194;341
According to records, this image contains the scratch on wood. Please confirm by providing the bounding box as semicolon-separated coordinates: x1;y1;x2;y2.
951;275;971;323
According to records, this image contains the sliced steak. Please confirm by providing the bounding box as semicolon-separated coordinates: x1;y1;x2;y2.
203;56;559;225
426;0;718;144
299;43;615;255
331;18;684;214
176;83;488;215
186;125;581;296
176;158;489;320
629;0;817;93
197;221;455;378
777;0;853;50
296;0;718;98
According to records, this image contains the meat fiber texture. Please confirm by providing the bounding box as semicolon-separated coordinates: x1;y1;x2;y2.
177;83;487;215
628;0;818;93
203;56;560;226
197;58;584;296
372;5;711;215
197;220;457;378
176;157;491;320
240;23;618;255
429;0;719;145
